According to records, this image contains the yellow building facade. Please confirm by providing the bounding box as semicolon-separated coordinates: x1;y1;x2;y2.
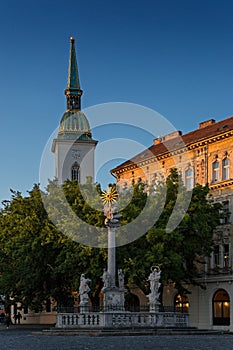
111;116;233;331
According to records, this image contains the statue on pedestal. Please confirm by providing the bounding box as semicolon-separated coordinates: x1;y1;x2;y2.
102;268;111;289
118;269;124;289
100;186;126;312
147;266;161;311
79;273;91;305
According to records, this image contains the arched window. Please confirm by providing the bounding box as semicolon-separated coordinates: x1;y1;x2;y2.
185;168;194;190
213;289;230;325
174;293;189;313
71;162;80;181
212;161;220;182
222;158;230;180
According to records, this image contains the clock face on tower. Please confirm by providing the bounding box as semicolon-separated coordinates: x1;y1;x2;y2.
71;149;81;159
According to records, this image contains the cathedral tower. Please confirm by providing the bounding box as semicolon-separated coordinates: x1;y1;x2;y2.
52;37;97;184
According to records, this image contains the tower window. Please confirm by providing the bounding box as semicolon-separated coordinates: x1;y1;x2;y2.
71;162;80;181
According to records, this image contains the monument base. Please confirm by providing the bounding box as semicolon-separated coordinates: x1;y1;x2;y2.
149;303;160;312
79;302;90;313
102;286;126;312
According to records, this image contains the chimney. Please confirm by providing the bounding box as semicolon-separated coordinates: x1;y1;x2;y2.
199;119;215;129
153;138;161;145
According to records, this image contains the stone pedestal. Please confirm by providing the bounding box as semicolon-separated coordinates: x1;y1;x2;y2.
149;303;160;312
79;303;90;313
102;287;126;312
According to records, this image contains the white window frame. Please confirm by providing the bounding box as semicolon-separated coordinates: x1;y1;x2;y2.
185;168;194;190
222;158;230;180
212;160;220;182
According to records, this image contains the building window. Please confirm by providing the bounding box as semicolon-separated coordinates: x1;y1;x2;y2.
174;294;189;313
222;158;230;180
212;161;220;182
71;162;80;181
223;244;230;268
213;243;230;269
213;289;230;326
185;168;194;190
214;245;220;267
220;201;230;224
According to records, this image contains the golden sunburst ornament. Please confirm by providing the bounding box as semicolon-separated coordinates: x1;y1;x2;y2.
100;186;119;205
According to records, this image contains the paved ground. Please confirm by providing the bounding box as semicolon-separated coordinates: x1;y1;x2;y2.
0;326;233;350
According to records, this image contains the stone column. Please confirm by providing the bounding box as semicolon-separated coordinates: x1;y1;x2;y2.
108;226;116;286
101;190;126;312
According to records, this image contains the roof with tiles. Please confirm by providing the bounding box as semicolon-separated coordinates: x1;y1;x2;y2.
111;115;233;174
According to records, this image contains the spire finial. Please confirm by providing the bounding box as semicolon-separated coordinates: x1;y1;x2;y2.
65;36;83;111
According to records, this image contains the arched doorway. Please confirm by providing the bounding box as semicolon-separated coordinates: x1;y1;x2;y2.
125;293;140;312
213;289;230;326
174;293;189;313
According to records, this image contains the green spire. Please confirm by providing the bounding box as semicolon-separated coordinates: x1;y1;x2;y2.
65;37;83;111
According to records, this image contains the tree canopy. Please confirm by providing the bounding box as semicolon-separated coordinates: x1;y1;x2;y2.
117;169;222;295
0;169;222;311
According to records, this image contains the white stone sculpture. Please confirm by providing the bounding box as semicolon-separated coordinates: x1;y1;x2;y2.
102;268;111;289
79;273;91;304
147;266;161;311
118;269;124;289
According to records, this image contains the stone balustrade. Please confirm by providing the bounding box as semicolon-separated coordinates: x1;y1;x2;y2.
56;311;189;329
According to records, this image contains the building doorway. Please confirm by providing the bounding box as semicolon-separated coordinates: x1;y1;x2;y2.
213;289;230;326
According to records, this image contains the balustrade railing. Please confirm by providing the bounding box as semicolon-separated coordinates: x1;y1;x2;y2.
57;304;188;314
56;310;189;329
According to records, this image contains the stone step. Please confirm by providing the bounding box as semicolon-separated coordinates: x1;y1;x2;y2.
32;327;227;337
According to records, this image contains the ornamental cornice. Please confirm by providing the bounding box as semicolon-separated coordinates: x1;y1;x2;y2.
186;130;233;150
209;179;233;190
113;129;233;175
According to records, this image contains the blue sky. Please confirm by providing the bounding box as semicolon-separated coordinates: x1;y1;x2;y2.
1;0;233;202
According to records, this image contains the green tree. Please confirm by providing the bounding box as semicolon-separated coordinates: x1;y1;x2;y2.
0;182;106;311
145;168;222;293
0;171;222;311
115;169;221;300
